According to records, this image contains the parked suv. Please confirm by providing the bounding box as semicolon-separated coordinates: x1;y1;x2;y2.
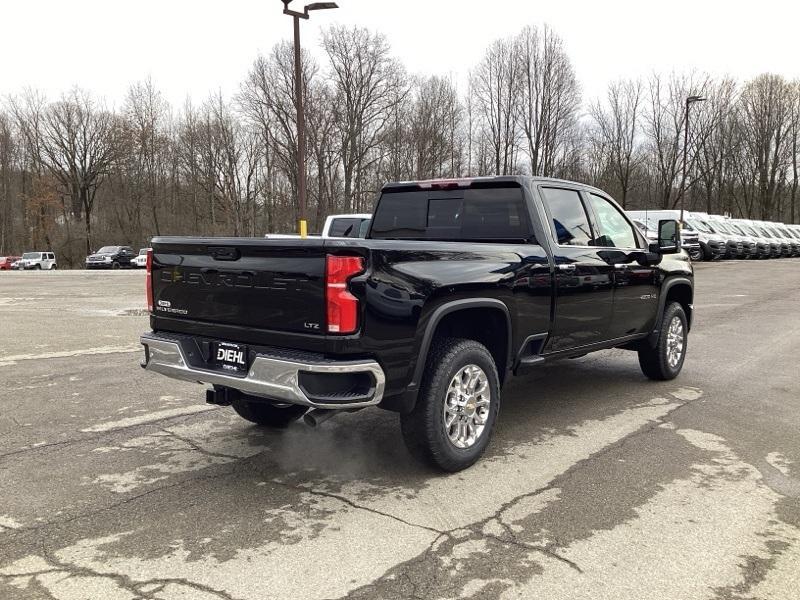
757;222;793;257
131;248;152;268
684;215;727;260
728;219;759;258
85;246;136;269
788;225;800;250
15;252;57;270
774;224;800;256
732;220;772;259
701;216;752;259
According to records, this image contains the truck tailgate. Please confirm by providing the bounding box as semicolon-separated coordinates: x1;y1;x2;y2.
151;237;327;334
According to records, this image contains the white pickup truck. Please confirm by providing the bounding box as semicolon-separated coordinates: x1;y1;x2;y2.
265;214;371;239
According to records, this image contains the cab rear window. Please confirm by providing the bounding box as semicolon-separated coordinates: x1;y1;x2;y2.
370;186;534;242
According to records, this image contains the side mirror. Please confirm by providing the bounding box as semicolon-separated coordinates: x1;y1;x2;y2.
657;219;681;254
637;251;663;266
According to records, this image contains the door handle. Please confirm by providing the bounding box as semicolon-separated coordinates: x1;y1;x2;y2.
557;264;576;272
613;264;629;269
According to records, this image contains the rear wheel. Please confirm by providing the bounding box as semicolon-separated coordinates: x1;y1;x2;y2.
232;397;308;428
401;337;500;472
638;302;688;381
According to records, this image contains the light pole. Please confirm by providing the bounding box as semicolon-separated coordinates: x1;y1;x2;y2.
281;0;338;237
680;94;706;224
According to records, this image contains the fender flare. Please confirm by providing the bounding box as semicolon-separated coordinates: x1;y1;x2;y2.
403;298;513;405
648;277;693;347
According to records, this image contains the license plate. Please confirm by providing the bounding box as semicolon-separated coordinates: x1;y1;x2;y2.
213;342;249;373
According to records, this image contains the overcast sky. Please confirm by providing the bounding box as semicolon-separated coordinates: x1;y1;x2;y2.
2;0;799;108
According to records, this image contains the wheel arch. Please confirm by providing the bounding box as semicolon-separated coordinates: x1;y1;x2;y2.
390;298;512;413
648;277;693;347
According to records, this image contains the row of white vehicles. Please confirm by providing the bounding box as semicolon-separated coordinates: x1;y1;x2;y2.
628;210;800;260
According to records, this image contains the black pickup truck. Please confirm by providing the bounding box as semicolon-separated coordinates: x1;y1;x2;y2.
140;176;693;471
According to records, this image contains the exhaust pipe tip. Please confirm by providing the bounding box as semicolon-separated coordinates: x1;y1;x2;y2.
303;408;337;428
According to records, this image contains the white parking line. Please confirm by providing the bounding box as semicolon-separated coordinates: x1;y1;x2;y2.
80;406;218;433
0;345;141;367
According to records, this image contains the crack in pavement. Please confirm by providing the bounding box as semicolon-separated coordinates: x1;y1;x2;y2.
0;408;223;463
273;480;447;535
29;536;243;600
158;427;246;461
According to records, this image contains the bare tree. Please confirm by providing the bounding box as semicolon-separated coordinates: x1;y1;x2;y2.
123;78;171;238
515;25;581;177
589;79;642;208
409;75;463;179
789;82;800;223
642;73;709;209
471;37;519;175
16;89;121;254
737;74;795;219
0;112;15;253
693;78;737;214
323;25;407;211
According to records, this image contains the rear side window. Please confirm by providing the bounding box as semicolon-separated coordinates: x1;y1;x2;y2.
540;187;592;246
370;186;533;242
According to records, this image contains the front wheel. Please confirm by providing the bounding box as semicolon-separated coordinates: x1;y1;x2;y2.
401;337;500;472
231;396;307;428
688;247;702;262
638;302;688;380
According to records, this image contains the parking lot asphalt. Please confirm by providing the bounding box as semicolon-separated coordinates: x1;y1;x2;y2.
1;261;799;600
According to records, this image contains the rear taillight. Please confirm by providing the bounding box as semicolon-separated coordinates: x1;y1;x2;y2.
146;249;154;313
326;255;364;334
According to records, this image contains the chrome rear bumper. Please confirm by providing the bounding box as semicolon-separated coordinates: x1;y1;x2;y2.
140;333;385;409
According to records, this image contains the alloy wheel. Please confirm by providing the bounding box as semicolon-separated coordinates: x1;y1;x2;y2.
443;364;491;449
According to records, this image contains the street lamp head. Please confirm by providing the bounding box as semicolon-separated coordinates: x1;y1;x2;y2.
687;95;707;104
306;2;338;10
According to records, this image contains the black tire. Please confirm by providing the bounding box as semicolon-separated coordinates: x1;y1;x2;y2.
34;264;41;270
111;261;121;269
638;302;688;381
231;397;307;428
688;247;702;262
400;337;500;472
700;243;714;262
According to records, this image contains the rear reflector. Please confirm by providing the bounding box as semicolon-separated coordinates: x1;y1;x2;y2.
326;255;364;334
146;249;154;313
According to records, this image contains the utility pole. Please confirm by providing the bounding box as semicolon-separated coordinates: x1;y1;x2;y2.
680;94;706;224
280;1;338;237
